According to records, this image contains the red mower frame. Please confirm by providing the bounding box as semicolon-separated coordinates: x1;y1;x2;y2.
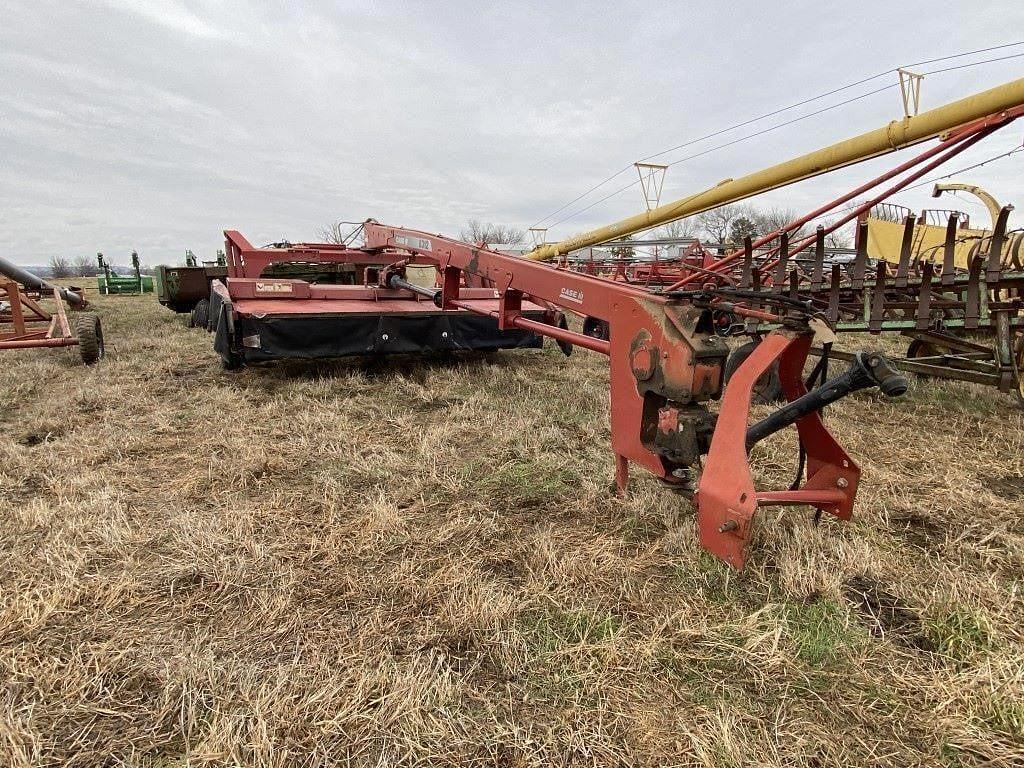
361;223;905;568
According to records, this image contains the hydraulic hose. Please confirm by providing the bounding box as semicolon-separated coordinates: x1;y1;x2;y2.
746;353;908;450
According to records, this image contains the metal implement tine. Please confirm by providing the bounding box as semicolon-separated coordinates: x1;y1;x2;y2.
1010;234;1024;271
994;310;1015;392
916;262;934;330
895;214;916;288
966;255;982;329
986;205;1012;283
869;261;887;332
740;236;753;289
827;263;841;324
852;222;868;290
811;226;825;291
941;212;959;286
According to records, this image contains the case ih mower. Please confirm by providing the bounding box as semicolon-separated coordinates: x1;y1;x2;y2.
212;76;1024;568
209;234;564;367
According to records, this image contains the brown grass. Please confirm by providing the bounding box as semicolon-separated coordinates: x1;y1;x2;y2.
1;292;1022;766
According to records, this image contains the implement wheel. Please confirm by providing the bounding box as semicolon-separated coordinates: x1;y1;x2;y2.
190;299;210;331
906;339;943;360
75;314;104;365
582;316;609;341
906;338;945;380
724;340;783;404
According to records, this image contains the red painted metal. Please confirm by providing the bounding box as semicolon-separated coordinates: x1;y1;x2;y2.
666;105;1024;290
362;223;718;481
214;231;571;367
695;332;858;567
753;126;995;279
0;278;80;353
223;231;388;279
0;337;79;349
213;222;887;568
358;222;862;567
213;106;1024;568
514;314;610;355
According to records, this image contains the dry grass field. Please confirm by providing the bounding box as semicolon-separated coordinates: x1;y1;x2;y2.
2;290;1023;767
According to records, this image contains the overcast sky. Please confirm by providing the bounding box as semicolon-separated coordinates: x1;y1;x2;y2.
2;1;1024;266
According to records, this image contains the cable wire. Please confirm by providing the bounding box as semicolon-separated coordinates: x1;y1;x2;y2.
535;42;1024;231
547;83;898;229
792;143;1024;232
921;52;1024;76
529;70;899;228
903;41;1024;68
903;143;1024;191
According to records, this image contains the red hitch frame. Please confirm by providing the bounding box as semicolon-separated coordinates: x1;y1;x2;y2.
358;222;891;568
696;332;858;567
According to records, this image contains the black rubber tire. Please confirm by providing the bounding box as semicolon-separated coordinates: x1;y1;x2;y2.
905;339;945;380
906;339;943;360
190;299;210;331
582;316;610;341
554;313;573;356
75;314;104;365
724;340;783;404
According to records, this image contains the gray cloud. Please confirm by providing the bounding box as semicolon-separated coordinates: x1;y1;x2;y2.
2;1;1023;267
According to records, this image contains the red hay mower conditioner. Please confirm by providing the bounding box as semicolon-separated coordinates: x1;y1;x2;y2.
210;233;566;368
210;76;1024;568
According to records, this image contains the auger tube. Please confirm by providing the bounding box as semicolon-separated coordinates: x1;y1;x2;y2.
0;255;86;307
528;76;1024;261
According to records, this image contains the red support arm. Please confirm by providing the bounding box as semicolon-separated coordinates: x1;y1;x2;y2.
361;221;873;570
223;229;395;280
363;220;732;487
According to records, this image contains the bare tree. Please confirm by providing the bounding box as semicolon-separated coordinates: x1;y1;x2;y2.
317;220;359;245
820;219;854;249
459;220;525;245
654;219;698;241
755;207;806;241
48;256;71;278
695;204;754;249
72;255;97;277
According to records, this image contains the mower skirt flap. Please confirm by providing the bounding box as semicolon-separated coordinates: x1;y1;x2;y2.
210;281;545;364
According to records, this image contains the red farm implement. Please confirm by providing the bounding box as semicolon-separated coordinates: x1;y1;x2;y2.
215;76;1024;567
209;233;567;368
0;260;103;365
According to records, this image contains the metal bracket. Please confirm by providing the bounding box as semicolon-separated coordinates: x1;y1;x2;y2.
635;162;668;212
898;69;924;118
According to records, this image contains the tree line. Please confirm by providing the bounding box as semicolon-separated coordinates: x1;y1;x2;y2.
46;255;156;279
315;207;855;252
453;207;853;249
47;255;99;278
